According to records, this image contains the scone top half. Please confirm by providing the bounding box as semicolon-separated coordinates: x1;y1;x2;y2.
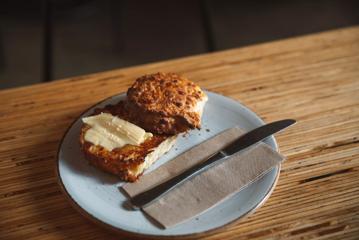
127;72;208;135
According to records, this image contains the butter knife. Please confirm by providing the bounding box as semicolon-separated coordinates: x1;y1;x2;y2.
130;119;296;209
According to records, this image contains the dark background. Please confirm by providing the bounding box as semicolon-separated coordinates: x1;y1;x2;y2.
1;0;359;89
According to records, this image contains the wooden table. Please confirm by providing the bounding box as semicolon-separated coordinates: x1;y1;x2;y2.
1;26;359;240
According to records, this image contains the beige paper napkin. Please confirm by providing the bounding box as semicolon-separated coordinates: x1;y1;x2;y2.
121;127;285;228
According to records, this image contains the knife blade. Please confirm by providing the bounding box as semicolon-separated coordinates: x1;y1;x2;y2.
130;119;296;209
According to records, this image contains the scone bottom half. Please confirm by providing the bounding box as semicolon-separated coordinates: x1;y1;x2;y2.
79;102;177;182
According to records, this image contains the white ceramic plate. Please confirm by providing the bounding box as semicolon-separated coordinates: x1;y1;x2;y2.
57;91;280;238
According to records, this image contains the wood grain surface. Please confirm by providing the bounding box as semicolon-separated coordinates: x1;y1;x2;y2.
1;26;359;240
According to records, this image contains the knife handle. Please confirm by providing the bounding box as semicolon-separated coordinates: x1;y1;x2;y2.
130;151;227;209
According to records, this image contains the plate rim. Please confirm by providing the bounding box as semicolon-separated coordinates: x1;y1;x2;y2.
55;91;281;239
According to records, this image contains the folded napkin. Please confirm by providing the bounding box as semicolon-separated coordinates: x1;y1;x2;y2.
121;127;285;228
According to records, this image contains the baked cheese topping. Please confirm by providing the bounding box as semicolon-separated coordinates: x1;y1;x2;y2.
82;112;153;151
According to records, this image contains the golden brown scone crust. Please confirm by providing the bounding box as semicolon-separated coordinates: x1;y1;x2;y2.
79;102;168;182
127;72;207;135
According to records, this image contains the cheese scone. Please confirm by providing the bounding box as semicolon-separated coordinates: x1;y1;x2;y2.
80;102;176;182
126;72;208;135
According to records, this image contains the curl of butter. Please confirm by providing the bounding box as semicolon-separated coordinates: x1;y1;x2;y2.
82;113;152;151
